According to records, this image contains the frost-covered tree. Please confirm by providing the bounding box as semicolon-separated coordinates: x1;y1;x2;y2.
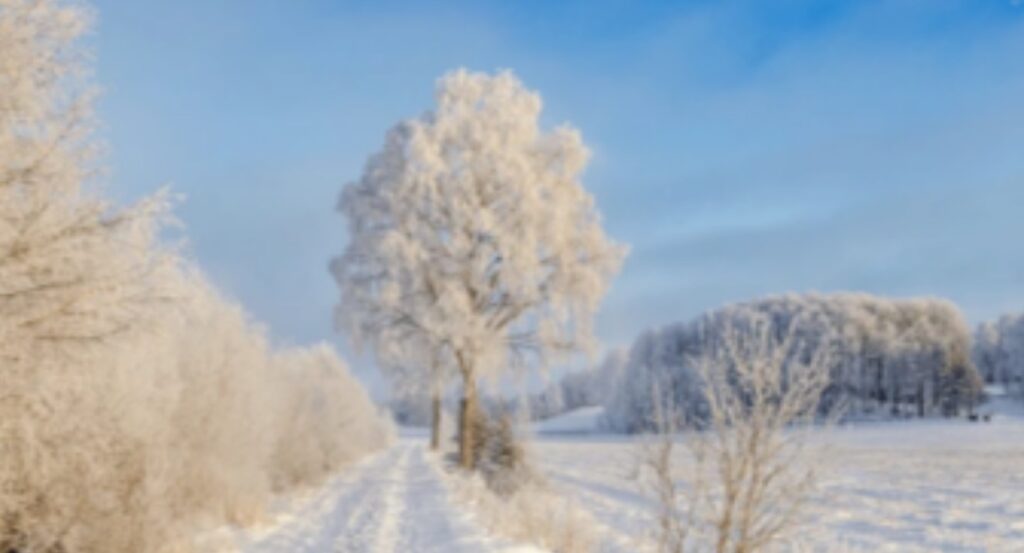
412;347;454;450
532;382;566;420
0;2;392;549
973;321;1002;384
972;313;1024;397
0;1;173;549
332;69;625;468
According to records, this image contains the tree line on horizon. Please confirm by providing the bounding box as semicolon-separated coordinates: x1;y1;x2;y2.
508;292;1007;433
392;290;1015;434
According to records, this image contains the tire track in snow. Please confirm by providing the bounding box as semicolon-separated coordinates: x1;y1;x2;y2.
391;445;499;553
332;445;409;552
236;442;512;553
242;447;402;553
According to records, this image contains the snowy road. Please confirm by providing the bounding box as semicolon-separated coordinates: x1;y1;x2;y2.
228;443;532;553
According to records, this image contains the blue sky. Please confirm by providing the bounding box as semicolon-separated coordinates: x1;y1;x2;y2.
91;0;1024;383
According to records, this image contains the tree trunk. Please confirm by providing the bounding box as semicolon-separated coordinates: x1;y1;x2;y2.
890;382;900;416
458;374;479;470
916;382;925;418
430;389;442;451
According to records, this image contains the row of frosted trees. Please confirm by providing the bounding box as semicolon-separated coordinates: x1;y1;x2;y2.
973;313;1024;393
527;349;628;421
604;293;983;433
0;2;389;552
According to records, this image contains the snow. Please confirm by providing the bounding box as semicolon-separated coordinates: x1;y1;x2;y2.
218;443;542;553
979;392;1024;420
534;418;1024;552
532;406;607;435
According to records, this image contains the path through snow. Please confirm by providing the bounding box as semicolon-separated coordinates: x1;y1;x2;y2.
227;443;539;553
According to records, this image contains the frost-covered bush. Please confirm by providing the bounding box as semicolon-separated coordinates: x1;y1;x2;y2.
607;293;982;433
270;344;393;491
449;473;599;553
638;311;832;553
133;269;394;548
1;253;393;553
444;415;597;553
146;275;281;528
447;407;534;496
477;415;533;497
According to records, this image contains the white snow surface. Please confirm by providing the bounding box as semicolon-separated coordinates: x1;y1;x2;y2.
533;414;1024;552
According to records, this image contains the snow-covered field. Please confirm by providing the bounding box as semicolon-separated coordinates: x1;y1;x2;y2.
533;409;1024;553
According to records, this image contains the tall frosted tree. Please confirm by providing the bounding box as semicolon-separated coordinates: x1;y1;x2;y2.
1;2;393;549
0;0;171;549
332;69;625;468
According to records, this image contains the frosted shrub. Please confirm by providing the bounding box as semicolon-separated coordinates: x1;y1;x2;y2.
0;240;393;553
130;269;394;544
477;414;533;497
445;435;600;553
638;310;834;553
477;481;598;553
155;276;281;527
270;344;394;491
448;407;534;496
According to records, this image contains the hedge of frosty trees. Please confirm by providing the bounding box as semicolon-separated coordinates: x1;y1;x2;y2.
604;293;983;433
0;1;390;551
